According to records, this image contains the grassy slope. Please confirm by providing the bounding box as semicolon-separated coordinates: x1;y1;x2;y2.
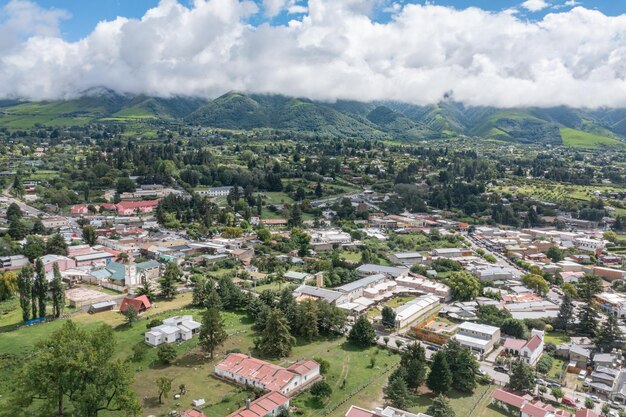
560;127;626;149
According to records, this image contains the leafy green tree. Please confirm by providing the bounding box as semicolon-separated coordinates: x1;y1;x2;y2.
123;305;138;327
159;263;179;299
551;387;564;401
595;313;623;352
6;202;22;221
8;218;28;240
585;398;594;410
445;271;481;301
13;321;140;417
554;293;575;332
34;258;47;318
310;380;332;399
22;235;46;261
578;274;602;301
46;233;68;256
0;271;17;301
50;262;65;318
32;218;46;235
348;315;376;347
82;225;97;246
381;306;396;328
546;247;564;262
428;351;452;394
508;359;535;392
427;395;456;417
199;307;228;358
17;264;33;321
156;376;173;404
501;318;529;339
256;309;295;358
116;177;136;194
157;344;177;364
522;274;549;295
135;279;154;301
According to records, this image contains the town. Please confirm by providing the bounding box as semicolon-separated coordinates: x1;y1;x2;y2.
0;130;626;417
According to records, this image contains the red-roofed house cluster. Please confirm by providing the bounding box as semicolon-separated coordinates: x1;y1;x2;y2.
502;329;545;366
491;388;599;417
214;353;320;417
215;353;320;396
69;200;159;216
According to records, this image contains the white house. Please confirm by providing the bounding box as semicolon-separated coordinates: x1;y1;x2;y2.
453;322;501;354
503;329;545;366
144;315;201;346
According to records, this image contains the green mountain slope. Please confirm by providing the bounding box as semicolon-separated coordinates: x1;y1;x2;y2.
366;106;437;140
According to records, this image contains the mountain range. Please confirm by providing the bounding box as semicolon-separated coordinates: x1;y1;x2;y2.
2;89;626;146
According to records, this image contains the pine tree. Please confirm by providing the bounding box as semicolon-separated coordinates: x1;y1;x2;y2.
298;300;320;340
427;351;452;394
578;302;599;337
158;269;178;299
443;339;478;393
17;264;33;321
199;307;228;358
34;258;48;318
509;359;535;392
348;315;376;347
256;309;295;358
401;342;427;389
555;293;574;332
427;395;455;417
595;313;623;352
50;263;65;318
381;306;396;328
384;369;411;409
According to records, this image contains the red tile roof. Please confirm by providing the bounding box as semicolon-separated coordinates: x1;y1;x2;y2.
523;335;542;353
215;353;319;393
119;295;151;312
491;389;526;409
576;410;599;417
226;391;289;417
521;403;551;417
116;200;160;211
345;406;377;417
503;338;527;351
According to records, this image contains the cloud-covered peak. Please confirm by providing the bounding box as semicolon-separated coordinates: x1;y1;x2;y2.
1;0;626;108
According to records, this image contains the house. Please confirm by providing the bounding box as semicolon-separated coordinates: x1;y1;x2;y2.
310;230;354;251
596;292;626;318
89;260;156;288
432;248;464;258
115;200;160;215
591;267;626;282
284;271;311;282
196;186;236;197
70;204;89;215
144;315;201;346
491;388;581;417
389;252;424;266
40;254;76;275
215;353;320;396
593;351;623;369
73;251;114;267
502;330;545;365
336;274;388;300
453;322;501;354
119;295;152;313
88;300;117;314
293;285;347;305
41;216;68;229
226;391;290;417
345;405;432;417
587;366;626;401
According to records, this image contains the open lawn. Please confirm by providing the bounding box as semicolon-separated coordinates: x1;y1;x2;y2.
407;384;495;417
561;128;626;149
544;331;570;345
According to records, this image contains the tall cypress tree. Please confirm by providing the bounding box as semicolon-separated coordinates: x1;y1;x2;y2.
34;258;48;318
199;307;228;358
555;293;574;332
50;263;65;318
17;264;33;321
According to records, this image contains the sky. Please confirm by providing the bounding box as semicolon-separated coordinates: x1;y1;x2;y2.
0;0;625;107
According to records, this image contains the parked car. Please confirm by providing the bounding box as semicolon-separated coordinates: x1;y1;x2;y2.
536;378;547;386
494;366;508;373
477;369;487;376
578;370;588;380
549;382;561;389
562;398;576;407
609;401;622;409
586;395;600;403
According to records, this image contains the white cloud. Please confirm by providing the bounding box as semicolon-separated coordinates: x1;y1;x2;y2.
1;0;626;108
521;0;550;12
564;0;581;6
0;0;69;51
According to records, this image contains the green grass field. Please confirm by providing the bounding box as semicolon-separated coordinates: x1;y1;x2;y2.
560;128;626;149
